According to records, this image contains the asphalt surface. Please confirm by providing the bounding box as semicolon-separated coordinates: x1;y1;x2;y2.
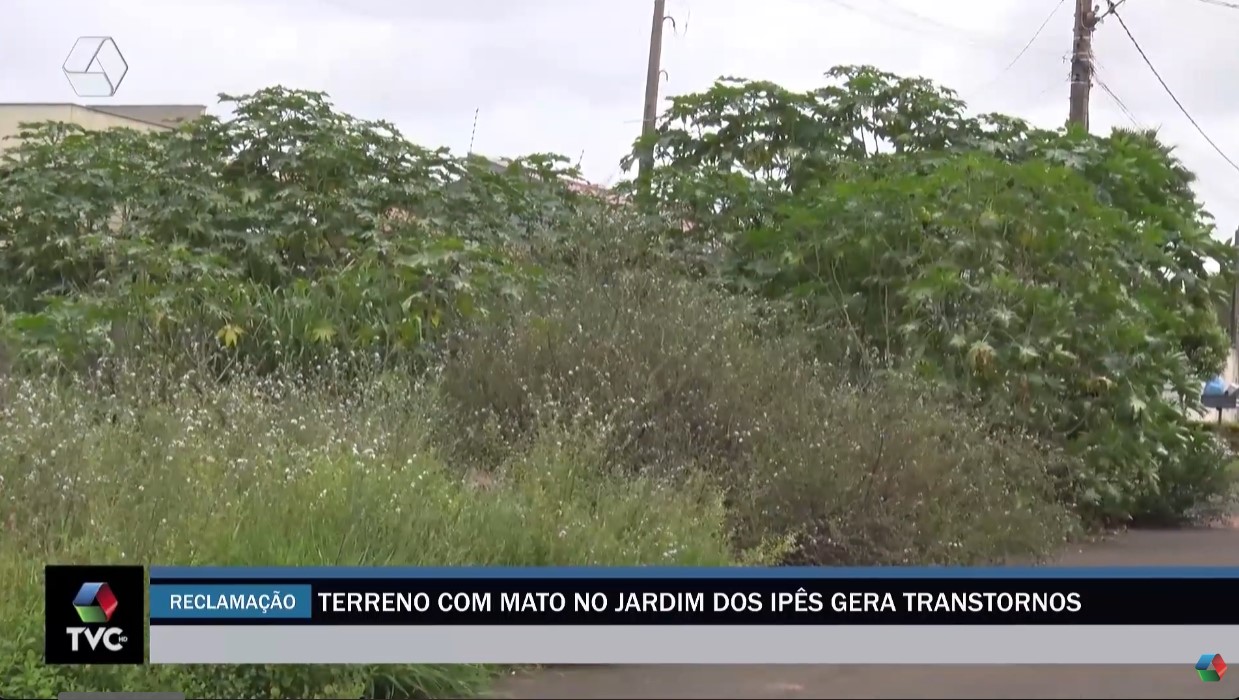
488;526;1239;699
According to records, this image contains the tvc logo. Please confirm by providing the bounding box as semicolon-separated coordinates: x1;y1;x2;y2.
66;582;128;652
45;565;144;665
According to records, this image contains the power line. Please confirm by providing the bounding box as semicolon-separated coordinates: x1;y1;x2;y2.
1110;8;1239;174
824;0;1059;57
1035;73;1068;100
1097;0;1129;21
1092;56;1139;126
827;0;971;43
1194;0;1239;11
1097;88;1137;127
969;0;1068;97
871;0;989;37
1094;69;1139;127
1002;0;1069;74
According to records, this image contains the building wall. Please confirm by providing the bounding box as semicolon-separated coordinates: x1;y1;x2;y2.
1212;299;1239;423
1184;345;1239;424
1221;346;1239;422
0;104;175;156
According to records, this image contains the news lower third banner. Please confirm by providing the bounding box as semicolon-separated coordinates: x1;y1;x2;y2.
139;566;1239;664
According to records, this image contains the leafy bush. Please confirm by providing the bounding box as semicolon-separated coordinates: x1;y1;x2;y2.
631;65;1238;522
436;268;1079;565
735;151;1233;521
0;89;595;375
0;369;741;698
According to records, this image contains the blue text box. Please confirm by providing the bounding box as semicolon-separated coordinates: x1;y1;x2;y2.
149;584;312;620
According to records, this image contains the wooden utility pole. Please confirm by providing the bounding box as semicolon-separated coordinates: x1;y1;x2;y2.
1068;0;1098;129
638;0;668;189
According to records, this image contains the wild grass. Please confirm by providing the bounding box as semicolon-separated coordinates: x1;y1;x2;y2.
0;366;742;698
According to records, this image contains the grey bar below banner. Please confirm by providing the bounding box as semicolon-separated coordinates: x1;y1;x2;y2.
149;625;1236;664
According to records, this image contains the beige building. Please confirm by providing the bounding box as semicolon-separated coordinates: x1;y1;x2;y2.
0;103;206;155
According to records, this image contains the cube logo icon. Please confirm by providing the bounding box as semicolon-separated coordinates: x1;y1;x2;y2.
1196;653;1227;682
73;582;118;624
45;565;143;665
63;36;128;97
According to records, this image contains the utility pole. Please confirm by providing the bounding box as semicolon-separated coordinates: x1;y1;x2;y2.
1068;0;1098;130
638;0;668;191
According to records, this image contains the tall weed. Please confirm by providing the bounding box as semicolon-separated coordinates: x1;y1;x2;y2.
436;269;1079;565
0;369;740;698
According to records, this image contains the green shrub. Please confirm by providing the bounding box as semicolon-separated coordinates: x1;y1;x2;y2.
0;89;598;376
0;370;740;699
1148;420;1239;522
436;268;1079;565
729;151;1236;523
635;65;1238;522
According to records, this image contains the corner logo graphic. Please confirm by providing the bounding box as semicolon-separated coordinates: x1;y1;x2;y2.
62;36;128;97
73;582;118;624
1196;653;1227;682
45;565;143;665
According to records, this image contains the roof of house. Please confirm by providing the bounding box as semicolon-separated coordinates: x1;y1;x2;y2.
87;104;206;128
0;103;207;129
477;154;613;196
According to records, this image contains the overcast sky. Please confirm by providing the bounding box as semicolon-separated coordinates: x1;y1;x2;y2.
2;0;1239;237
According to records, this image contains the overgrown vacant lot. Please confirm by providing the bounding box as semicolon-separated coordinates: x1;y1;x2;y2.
1;65;1236;697
0;367;745;697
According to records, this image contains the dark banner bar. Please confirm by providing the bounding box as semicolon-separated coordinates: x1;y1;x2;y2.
148;575;1237;625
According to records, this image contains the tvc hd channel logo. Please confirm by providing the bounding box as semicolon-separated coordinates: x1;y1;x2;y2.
45;565;144;664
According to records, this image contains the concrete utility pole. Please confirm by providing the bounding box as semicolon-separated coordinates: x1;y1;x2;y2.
638;0;668;188
1068;0;1098;130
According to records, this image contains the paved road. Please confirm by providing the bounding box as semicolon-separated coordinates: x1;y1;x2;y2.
489;526;1239;699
